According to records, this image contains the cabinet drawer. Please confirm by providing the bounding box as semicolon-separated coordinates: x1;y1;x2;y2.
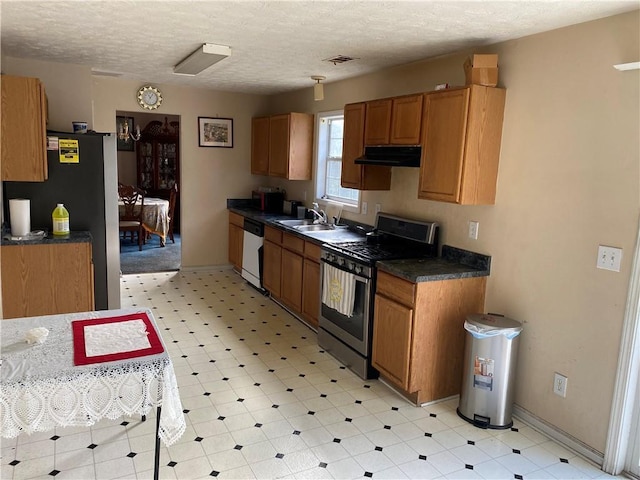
229;211;244;227
304;241;322;262
376;270;415;307
265;225;282;244
282;232;304;254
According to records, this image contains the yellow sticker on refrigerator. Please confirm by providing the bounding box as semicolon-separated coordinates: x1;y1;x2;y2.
59;139;79;163
473;356;494;391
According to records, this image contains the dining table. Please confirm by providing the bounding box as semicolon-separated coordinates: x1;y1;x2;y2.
0;307;185;480
118;196;170;246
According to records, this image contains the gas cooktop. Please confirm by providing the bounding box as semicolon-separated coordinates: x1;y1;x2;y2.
322;213;439;265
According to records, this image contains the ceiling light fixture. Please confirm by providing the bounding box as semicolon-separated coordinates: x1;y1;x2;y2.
173;43;232;76
311;76;326;101
613;62;640;71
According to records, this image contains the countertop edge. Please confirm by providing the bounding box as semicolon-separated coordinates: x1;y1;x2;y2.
1;230;93;246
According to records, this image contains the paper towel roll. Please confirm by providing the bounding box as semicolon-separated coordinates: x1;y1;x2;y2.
9;199;31;236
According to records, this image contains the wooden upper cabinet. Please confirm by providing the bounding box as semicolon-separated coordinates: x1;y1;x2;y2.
341;103;391;191
364;99;392;145
1;75;48;181
364;94;423;146
268;112;313;180
418;85;506;205
251;116;270;175
390;94;423;145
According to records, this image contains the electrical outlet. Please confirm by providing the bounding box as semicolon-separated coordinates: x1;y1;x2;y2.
468;221;479;240
375;203;381;214
553;373;568;398
362;202;368;215
597;245;622;272
303;191;307;201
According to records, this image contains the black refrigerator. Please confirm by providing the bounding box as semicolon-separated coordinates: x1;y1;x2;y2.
3;132;120;310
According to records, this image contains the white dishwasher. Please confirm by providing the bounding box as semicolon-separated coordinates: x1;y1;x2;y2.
241;218;264;291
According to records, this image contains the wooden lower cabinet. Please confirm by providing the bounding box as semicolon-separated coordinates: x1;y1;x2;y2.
262;225;322;329
281;249;304;312
262;239;282;297
301;258;320;329
372;270;486;404
228;212;244;272
1;242;95;319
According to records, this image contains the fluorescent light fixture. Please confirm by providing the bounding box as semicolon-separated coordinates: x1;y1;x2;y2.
173;43;231;76
613;62;640;71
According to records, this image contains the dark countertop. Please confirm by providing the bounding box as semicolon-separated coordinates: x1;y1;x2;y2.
227;201;369;245
228;200;491;282
1;230;92;246
378;245;491;282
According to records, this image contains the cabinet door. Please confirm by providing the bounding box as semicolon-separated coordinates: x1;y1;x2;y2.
262;240;282;297
251;116;270;175
372;293;413;389
268;114;290;177
157;141;178;190
287;113;313;180
137;140;155;191
364;99;392;145
1;243;94;319
390;94;423;145
228;223;243;272
281;249;304;312
301;258;320;329
418;88;470;203
341;103;365;189
1;76;48;181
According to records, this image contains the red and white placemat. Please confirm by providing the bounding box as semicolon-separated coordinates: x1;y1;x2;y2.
72;312;164;365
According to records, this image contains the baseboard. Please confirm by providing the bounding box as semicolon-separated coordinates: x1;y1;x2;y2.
512;404;604;466
180;264;234;272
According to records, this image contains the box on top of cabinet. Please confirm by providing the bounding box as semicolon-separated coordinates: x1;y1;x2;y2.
464;54;498;87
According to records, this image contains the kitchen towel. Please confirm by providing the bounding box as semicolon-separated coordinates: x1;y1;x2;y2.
322;263;356;317
9;199;30;236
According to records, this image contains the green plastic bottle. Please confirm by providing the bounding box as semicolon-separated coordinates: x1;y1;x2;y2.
52;203;70;236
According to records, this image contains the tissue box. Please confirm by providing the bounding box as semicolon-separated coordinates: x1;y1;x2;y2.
464;54;498;87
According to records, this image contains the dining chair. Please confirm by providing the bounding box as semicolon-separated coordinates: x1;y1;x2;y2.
118;184;145;251
167;184;178;244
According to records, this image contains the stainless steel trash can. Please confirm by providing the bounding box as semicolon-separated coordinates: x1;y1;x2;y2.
457;313;523;429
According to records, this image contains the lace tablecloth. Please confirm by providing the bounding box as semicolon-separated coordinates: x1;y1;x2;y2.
0;308;185;446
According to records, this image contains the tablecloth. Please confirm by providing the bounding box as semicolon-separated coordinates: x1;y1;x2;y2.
0;308;185;446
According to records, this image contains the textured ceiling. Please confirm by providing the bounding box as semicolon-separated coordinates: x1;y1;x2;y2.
1;0;637;95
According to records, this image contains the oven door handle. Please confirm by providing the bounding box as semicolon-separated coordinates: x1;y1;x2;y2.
321;260;370;284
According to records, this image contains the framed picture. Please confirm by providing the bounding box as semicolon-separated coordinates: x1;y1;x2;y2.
198;117;233;148
116;116;135;151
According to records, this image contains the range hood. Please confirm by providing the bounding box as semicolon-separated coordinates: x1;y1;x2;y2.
354;145;422;167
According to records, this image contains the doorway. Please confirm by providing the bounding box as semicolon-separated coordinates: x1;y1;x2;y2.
115;112;181;274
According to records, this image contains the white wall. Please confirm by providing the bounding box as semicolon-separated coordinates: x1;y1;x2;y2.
268;11;640;453
92;77;270;267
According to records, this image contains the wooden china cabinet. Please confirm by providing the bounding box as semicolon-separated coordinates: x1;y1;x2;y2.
136;118;180;230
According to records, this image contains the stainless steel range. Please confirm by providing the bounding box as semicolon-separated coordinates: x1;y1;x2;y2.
318;213;439;379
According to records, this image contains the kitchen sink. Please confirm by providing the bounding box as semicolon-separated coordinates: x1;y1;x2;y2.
294;224;335;232
276;219;314;227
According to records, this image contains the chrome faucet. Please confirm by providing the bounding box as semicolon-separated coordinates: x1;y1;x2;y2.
309;202;328;224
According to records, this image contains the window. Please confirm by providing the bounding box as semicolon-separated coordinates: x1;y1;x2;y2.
315;111;359;207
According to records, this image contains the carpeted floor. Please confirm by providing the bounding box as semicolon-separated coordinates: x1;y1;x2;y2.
119;232;181;274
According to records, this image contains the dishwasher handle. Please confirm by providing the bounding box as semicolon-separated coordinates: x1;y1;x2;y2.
243;218;264;237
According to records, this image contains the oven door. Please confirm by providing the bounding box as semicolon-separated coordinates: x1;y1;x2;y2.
319;260;371;356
